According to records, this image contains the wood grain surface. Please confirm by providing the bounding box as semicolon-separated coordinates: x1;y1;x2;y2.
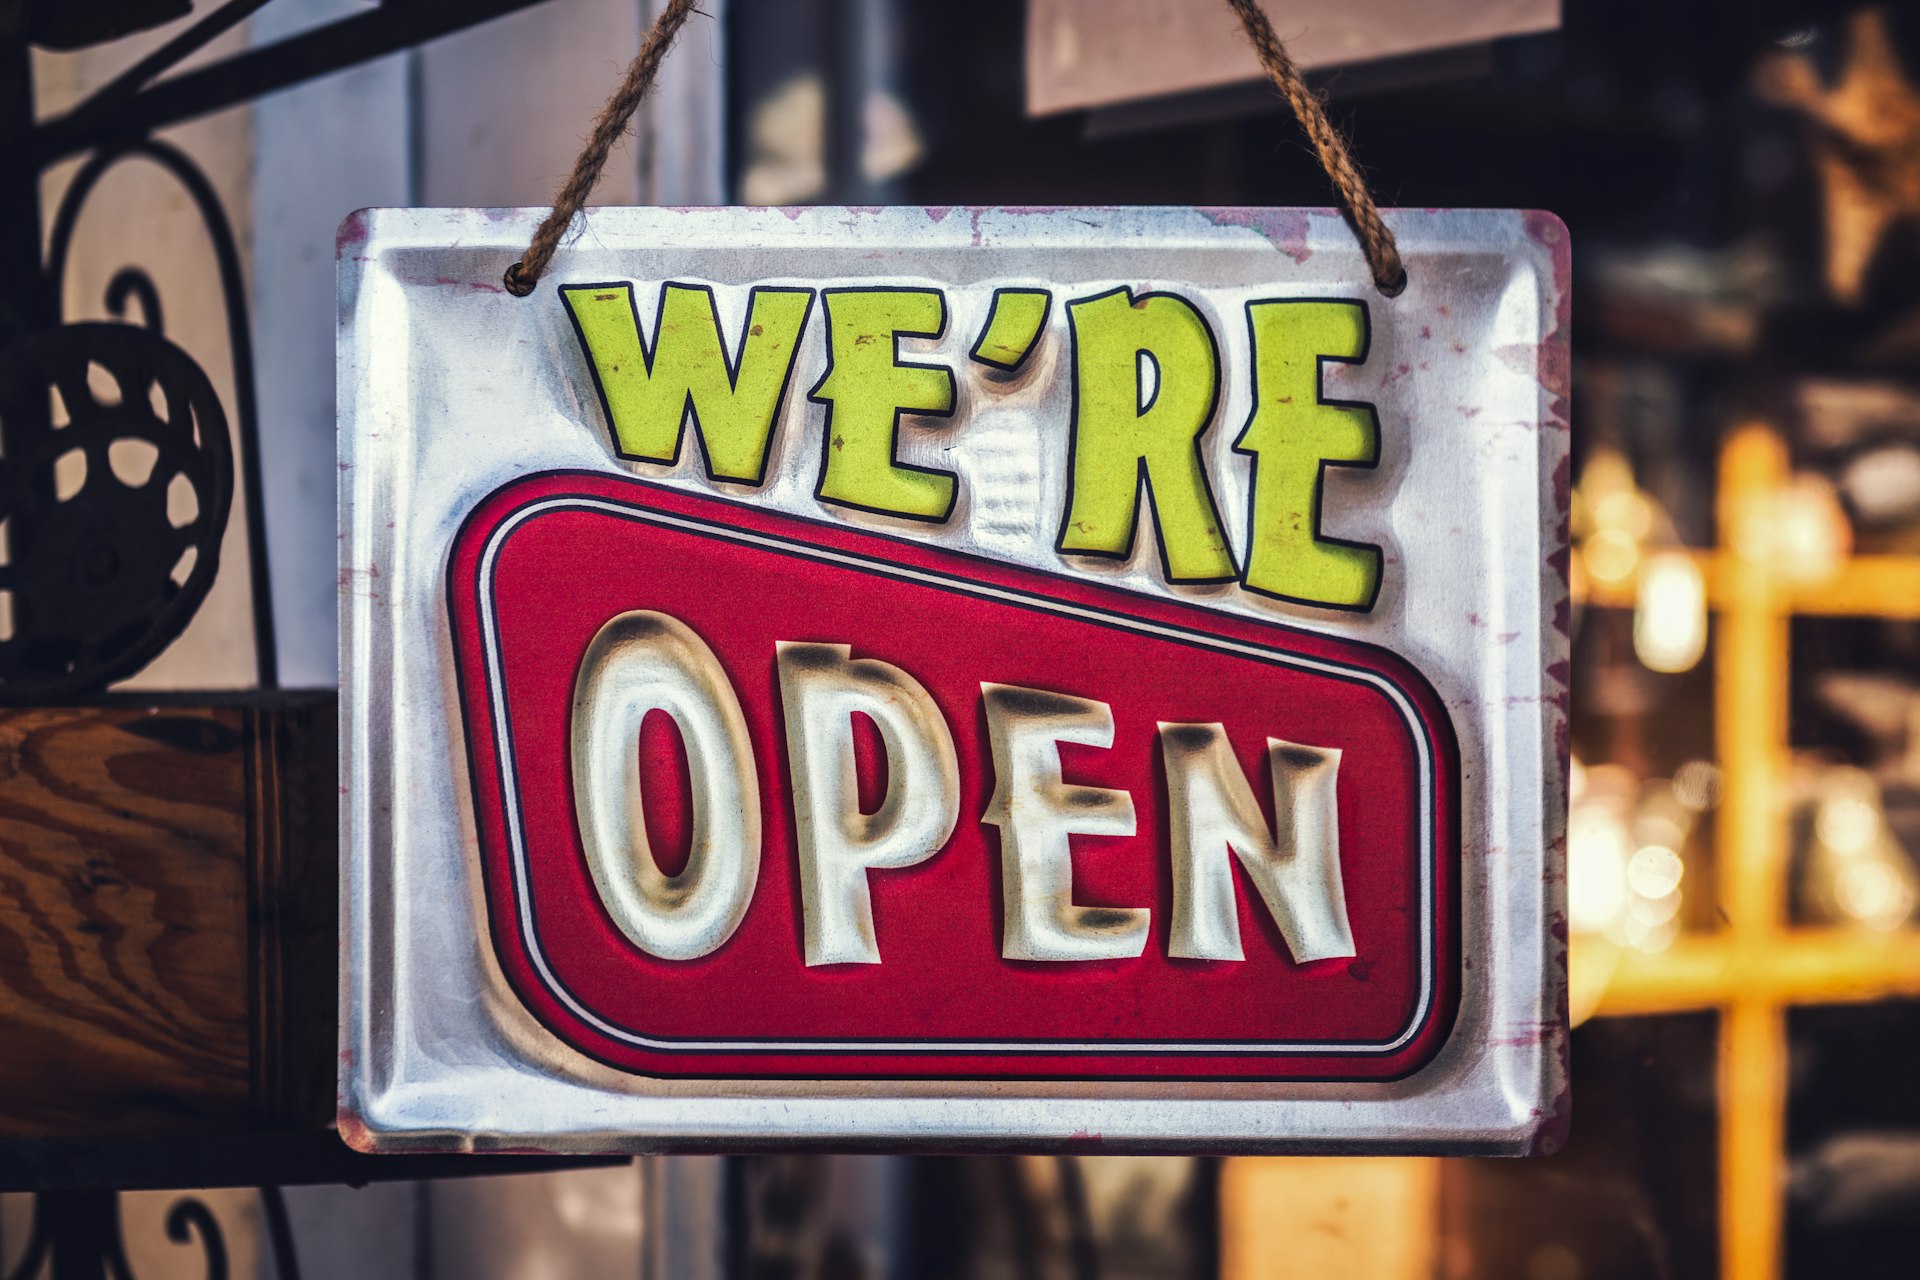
0;698;335;1140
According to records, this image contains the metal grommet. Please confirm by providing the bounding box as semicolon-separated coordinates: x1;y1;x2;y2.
503;262;537;297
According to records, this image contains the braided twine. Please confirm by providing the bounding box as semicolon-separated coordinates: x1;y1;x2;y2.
1223;0;1406;294
508;0;1405;296
504;0;700;295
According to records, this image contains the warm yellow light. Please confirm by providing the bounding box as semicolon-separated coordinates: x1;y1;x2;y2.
1631;888;1682;926
1835;862;1906;928
1585;528;1641;587
1815;795;1878;853
1771;475;1852;583
1569;822;1628;934
1635;550;1708;673
1594;488;1655;539
1672;759;1721;811
1623;910;1677;954
1628;844;1685;899
1806;768;1917;933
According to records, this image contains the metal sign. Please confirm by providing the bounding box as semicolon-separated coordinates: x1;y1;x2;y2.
339;206;1569;1153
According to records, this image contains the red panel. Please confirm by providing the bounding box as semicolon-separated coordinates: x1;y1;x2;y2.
447;472;1459;1080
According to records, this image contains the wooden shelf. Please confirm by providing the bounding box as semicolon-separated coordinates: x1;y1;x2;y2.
1577;550;1920;619
1588;929;1920;1016
1571;426;1920;1280
0;697;336;1155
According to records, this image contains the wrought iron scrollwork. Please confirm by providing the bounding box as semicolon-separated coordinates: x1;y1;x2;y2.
257;1187;300;1280
2;0;552;703
0;135;272;700
0;321;233;697
0;1187;297;1280
162;1198;230;1280
0;136;274;700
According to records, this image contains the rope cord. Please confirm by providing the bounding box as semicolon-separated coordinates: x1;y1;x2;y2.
507;0;1405;296
504;0;700;295
1223;0;1406;294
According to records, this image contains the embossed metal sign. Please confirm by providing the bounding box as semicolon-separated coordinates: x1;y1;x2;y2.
339;207;1569;1153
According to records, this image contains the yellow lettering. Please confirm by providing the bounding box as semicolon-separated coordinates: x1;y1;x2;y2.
970;288;1051;372
1234;300;1381;610
561;282;813;484
1058;288;1235;582
808;288;957;522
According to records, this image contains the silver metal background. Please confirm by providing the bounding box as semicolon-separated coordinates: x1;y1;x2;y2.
338;206;1569;1154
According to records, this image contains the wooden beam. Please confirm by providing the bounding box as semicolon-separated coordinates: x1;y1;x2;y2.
1590;930;1920;1015
0;696;335;1141
1575;549;1920;619
1715;426;1791;1280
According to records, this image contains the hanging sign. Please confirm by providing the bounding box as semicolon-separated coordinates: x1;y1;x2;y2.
338;206;1569;1153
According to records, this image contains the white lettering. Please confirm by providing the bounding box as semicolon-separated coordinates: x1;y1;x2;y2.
778;643;960;965
981;684;1148;962
571;610;761;960
1159;723;1353;963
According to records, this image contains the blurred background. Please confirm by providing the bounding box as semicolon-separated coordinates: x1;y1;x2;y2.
8;0;1920;1277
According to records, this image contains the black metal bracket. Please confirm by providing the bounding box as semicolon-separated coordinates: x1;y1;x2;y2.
0;0;555;698
2;1187;293;1280
30;0;556;171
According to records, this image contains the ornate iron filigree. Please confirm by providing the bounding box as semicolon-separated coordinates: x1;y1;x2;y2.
2;0;556;700
0;320;232;698
2;1187;305;1280
0;133;266;700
